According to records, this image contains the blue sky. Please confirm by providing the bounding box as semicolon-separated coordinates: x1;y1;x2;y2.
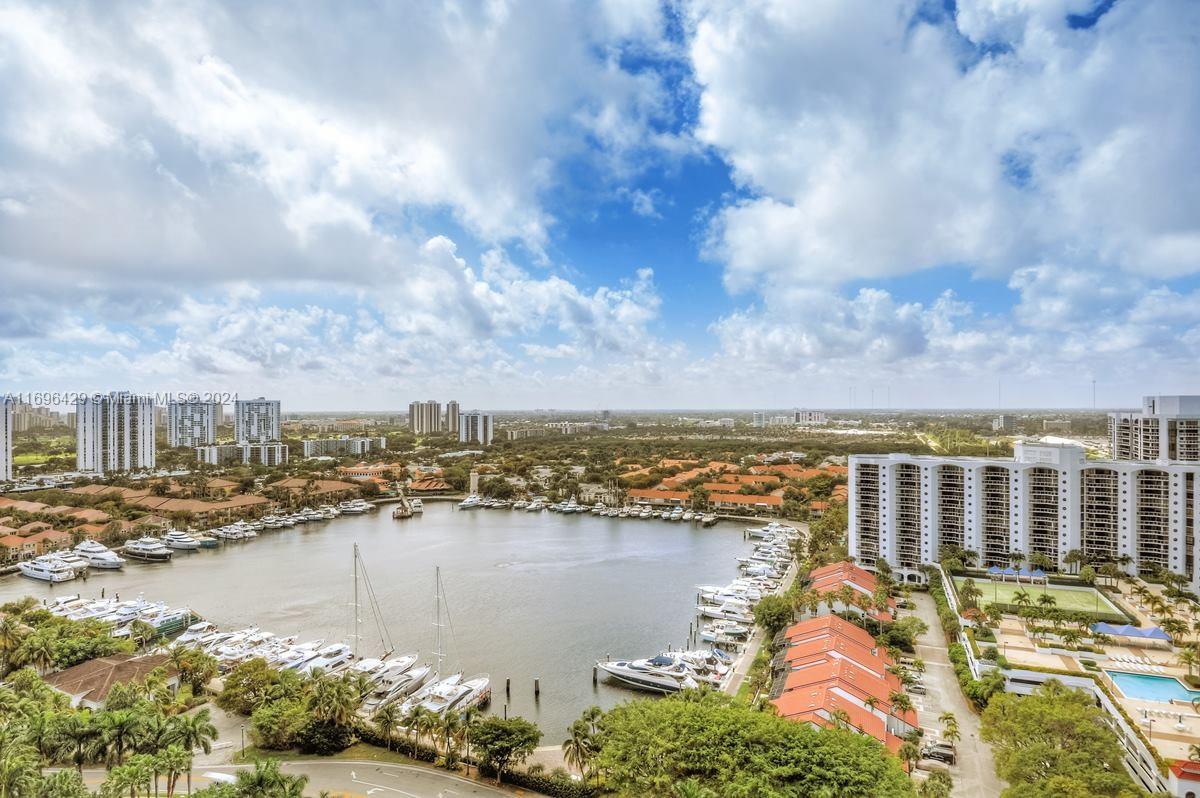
0;0;1198;410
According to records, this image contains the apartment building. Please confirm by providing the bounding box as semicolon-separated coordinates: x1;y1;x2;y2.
1110;395;1200;462
234;398;281;444
445;400;460;435
76;392;156;475
167;400;219;448
408;400;442;434
459;411;493;446
793;409;828;426
850;435;1200;590
301;436;387;457
195;443;289;466
752;412;766;428
1;398;11;481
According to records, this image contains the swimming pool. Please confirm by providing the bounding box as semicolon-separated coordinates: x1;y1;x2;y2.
1106;670;1200;703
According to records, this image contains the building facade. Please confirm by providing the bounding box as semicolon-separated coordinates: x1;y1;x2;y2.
849;438;1200;590
301;436;387;457
167;401;219;448
408;400;441;434
1109;395;1200;462
1;398;12;481
76;392;156;474
459;411;494;446
234;398;281;444
196;443;289;466
445;400;460;435
794;410;828;425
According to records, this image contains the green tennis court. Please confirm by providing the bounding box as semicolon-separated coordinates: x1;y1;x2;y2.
954;577;1121;614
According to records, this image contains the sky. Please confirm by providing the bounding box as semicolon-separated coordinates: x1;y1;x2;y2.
1;0;1198;411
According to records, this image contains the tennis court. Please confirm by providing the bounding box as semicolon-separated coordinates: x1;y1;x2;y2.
954;577;1121;614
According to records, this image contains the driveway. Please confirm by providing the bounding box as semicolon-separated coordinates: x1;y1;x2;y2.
80;761;513;798
908;592;1002;798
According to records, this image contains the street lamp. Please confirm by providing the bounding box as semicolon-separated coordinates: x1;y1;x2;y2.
240;724;245;758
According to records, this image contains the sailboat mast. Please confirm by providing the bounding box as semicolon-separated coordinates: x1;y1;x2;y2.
353;543;360;657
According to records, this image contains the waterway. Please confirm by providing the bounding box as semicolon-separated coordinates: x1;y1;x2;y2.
0;502;754;737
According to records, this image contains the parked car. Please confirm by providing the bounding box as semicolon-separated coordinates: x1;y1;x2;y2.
921;747;956;765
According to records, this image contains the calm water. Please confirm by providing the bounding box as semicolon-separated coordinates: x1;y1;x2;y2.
0;502;752;737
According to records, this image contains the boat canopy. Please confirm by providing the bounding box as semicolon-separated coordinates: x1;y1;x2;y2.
647;656;676;666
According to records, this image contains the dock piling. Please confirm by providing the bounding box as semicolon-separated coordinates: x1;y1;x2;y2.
534;678;540;698
505;677;510;696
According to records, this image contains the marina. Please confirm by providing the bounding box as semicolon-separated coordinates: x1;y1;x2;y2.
0;499;753;735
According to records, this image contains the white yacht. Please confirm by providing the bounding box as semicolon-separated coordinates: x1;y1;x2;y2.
276;640;326;671
75;540;126;569
176;621;220;645
419;672;470;715
55;550;91;574
123;537;173;561
457;495;482;509
597;656;700;694
18;555;77;582
458;674;491;709
161;530;201;550
302;643;354;674
697;603;754;624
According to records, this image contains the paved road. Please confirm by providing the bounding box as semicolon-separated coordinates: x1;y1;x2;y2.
909;592;1002;798
79;761;513;798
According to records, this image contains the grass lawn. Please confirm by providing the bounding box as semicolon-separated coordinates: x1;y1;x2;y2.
955;577;1121;614
235;742;422;765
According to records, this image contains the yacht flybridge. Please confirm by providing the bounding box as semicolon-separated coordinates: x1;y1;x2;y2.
74;539;126;569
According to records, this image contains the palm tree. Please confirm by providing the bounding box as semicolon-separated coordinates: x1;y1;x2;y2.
235;759;288;798
156;745;191;798
1036;593;1057;610
959;579;983;609
308;675;360;727
101;709;143;765
863;695;880;714
413;706;438;750
460;706;482;775
561;720;594;779
1013;589;1033;609
439;712;463;766
888;691;914;726
1189;743;1200;762
898;740;920;776
168;708;217;794
0;724;40;798
0;616;26;675
17;633;56;675
372;704;401;751
55;711;103;772
672;780;716;798
1177;646;1199;678
1009;550;1025;568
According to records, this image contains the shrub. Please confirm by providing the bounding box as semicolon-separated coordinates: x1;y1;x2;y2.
296;719;355;755
476;765;600;798
250;699;308;750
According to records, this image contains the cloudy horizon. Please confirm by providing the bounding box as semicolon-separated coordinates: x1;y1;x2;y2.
2;0;1198;410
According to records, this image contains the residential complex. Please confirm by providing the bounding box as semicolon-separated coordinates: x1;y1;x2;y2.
195;442;289;466
301;436;387;457
794;409;828;425
1110;395;1200;462
409;400;442;434
167;400;219;448
234;398;281;444
445;400;460;435
459;411;494;446
76;392;156;475
1;398;11;481
991;414;1015;432
849;396;1200;591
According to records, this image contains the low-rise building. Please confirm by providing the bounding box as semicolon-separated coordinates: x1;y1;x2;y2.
44;654;179;709
302;436;387;457
195;443;289;466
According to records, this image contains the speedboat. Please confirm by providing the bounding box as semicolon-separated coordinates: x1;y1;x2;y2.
697;603;754;624
597;656;700;694
458;495;482;509
123;537;173;561
512;500;528;510
303;643;354;674
408;499;423;513
161;530;201;550
18;555;77;582
683;510;695;521
176;621;220;645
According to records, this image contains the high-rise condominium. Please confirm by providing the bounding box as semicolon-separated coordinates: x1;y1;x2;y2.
445;400;460;435
409;400;442;434
0;398;12;481
76;392;156;474
234;398;281;443
459;411;494;446
849;395;1200;593
167;400;219;448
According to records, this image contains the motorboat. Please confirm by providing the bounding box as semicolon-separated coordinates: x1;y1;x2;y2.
161;530;201;550
347;657;389;688
196;535;219;548
597;656;701;694
512;500;528;510
303;643;354;674
76;539;125;566
409;499;424;513
55;550;91;574
697;603;754;624
276;640;326;671
123;537;173;561
397;670;443;715
458;495;482;509
18;555;76;582
418;672;468;714
360;662;430;715
176;621;220;645
683;510;695;521
458;673;492;709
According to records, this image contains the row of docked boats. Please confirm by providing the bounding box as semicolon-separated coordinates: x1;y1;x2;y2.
457;494;719;524
42;593;195;637
595;521;799;694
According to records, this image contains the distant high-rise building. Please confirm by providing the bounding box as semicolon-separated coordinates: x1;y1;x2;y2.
234;398;281;443
459;411;494;445
752;412;766;428
168;400;219;448
301;436;388;457
196;442;289;466
76;392;156;474
1109;395;1200;461
1;397;12;481
445;400;461;435
601;409;611;422
793;410;828;426
409;400;442;434
991;414;1016;432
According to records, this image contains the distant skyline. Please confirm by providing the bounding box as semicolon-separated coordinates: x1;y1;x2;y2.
2;1;1198;410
